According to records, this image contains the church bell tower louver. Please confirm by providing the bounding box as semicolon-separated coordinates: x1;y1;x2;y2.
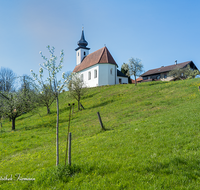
75;28;90;66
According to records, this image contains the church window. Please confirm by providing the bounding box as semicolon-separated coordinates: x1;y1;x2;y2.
84;51;86;56
81;74;83;82
88;71;91;80
78;52;79;56
110;68;113;75
94;70;97;78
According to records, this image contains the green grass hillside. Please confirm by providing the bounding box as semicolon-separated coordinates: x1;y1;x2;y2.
1;79;200;189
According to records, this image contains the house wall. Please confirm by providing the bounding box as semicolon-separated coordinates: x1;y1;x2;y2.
77;65;99;87
116;76;128;84
160;76;174;81
142;72;174;81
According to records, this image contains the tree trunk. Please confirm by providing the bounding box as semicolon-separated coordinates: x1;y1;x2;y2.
78;100;80;111
56;95;59;166
134;75;137;86
47;105;50;114
12;117;15;130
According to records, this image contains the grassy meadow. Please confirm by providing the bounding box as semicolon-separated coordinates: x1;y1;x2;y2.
1;78;200;189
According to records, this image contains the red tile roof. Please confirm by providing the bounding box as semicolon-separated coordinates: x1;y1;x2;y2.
73;47;118;72
131;77;143;83
141;61;193;77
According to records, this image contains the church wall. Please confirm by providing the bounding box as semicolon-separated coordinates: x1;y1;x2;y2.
98;64;116;86
78;65;99;87
107;64;116;85
98;64;108;86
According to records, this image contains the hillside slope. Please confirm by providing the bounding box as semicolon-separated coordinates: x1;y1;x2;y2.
1;79;200;189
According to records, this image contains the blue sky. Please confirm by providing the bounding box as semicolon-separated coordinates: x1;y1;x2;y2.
0;0;200;79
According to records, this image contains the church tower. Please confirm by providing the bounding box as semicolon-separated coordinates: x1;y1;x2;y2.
75;28;90;66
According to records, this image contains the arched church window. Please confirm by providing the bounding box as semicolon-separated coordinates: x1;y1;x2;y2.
94;70;97;78
88;71;91;80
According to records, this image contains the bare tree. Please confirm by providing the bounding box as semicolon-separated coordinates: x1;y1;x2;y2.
122;58;143;86
0;67;16;92
67;73;87;111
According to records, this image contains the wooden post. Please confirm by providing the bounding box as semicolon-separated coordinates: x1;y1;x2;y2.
68;132;71;166
65;104;72;166
72;103;75;114
97;112;106;131
80;103;84;110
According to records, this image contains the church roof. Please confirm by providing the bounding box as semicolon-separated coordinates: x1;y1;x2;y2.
73;46;118;72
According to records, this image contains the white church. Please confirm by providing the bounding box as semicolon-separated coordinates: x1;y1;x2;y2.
73;29;128;87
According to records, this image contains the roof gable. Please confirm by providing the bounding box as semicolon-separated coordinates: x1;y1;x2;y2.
141;61;193;77
73;47;118;72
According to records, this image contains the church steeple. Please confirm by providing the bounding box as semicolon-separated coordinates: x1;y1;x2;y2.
75;28;90;51
75;28;90;66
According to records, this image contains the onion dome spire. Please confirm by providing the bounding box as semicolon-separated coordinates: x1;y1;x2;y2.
75;27;90;51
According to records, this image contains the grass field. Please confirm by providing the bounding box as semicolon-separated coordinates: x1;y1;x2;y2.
1;78;200;189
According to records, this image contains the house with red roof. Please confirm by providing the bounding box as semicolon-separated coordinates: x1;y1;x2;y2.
73;29;128;87
141;60;198;81
131;77;143;84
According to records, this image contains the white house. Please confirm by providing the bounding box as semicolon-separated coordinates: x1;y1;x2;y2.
73;29;128;87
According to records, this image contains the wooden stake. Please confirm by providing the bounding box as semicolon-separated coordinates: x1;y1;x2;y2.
68;132;71;166
65;104;72;166
97;112;106;131
80;103;84;110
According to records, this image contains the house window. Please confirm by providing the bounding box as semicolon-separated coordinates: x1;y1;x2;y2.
84;51;86;56
88;71;91;80
143;76;148;80
164;74;167;78
110;68;113;75
94;69;97;78
119;78;122;84
80;74;83;82
78;52;79;56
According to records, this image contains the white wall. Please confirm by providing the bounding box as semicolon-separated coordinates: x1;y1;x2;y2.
77;63;119;87
116;76;128;84
99;64;116;86
78;65;99;87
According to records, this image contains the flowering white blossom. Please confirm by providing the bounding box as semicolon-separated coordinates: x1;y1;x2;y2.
39;68;43;74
